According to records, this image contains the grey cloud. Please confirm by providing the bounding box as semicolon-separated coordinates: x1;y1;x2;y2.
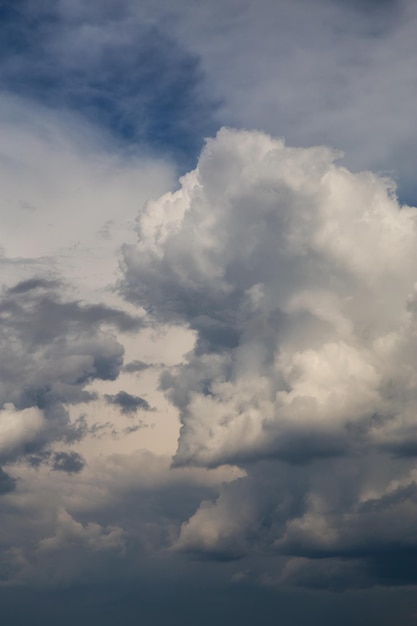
383;441;417;458
52;451;86;474
7;278;60;294
0;0;218;167
173;459;309;558
122;424;147;435
277;549;417;592
26;450;52;468
122;360;153;373
164;0;417;200
104;391;152;414
0;278;138;464
9;508;128;588
0;450;233;589
278;481;417;560
173;452;417;589
0;290;143;342
0;467;16;494
266;467;417;589
278;556;373;591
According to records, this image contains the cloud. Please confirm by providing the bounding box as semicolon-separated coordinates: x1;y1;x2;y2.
4;0;417;197
276;556;373;591
1;1;417;615
104;391;152;414
0;90;176;471
0;0;218;166
122;360;157;373
162;0;417;199
9;508;127;586
120;128;417;588
0;280;136;461
37;508;125;554
0;404;46;463
122;127;417;468
0;448;240;589
52;452;86;474
0;467;17;495
173;477;257;561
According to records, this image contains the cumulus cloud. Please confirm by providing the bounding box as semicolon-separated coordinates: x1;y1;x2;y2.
122;127;417;467
121;128;417;587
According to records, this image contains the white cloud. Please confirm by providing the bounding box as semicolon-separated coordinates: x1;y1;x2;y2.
123;127;417;468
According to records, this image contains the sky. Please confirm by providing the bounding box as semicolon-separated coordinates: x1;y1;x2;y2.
0;0;416;624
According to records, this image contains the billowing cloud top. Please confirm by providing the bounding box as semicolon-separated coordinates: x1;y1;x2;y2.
122;128;417;467
116;130;417;594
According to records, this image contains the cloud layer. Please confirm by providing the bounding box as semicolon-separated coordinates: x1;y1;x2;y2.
1;1;417;622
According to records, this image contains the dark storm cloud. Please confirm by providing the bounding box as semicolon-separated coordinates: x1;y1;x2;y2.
0;0;218;166
279;550;417;591
0;448;236;591
385;442;417;457
104;391;152;414
270;468;417;589
173;453;417;590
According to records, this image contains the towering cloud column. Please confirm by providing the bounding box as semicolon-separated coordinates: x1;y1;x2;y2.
122;128;417;468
